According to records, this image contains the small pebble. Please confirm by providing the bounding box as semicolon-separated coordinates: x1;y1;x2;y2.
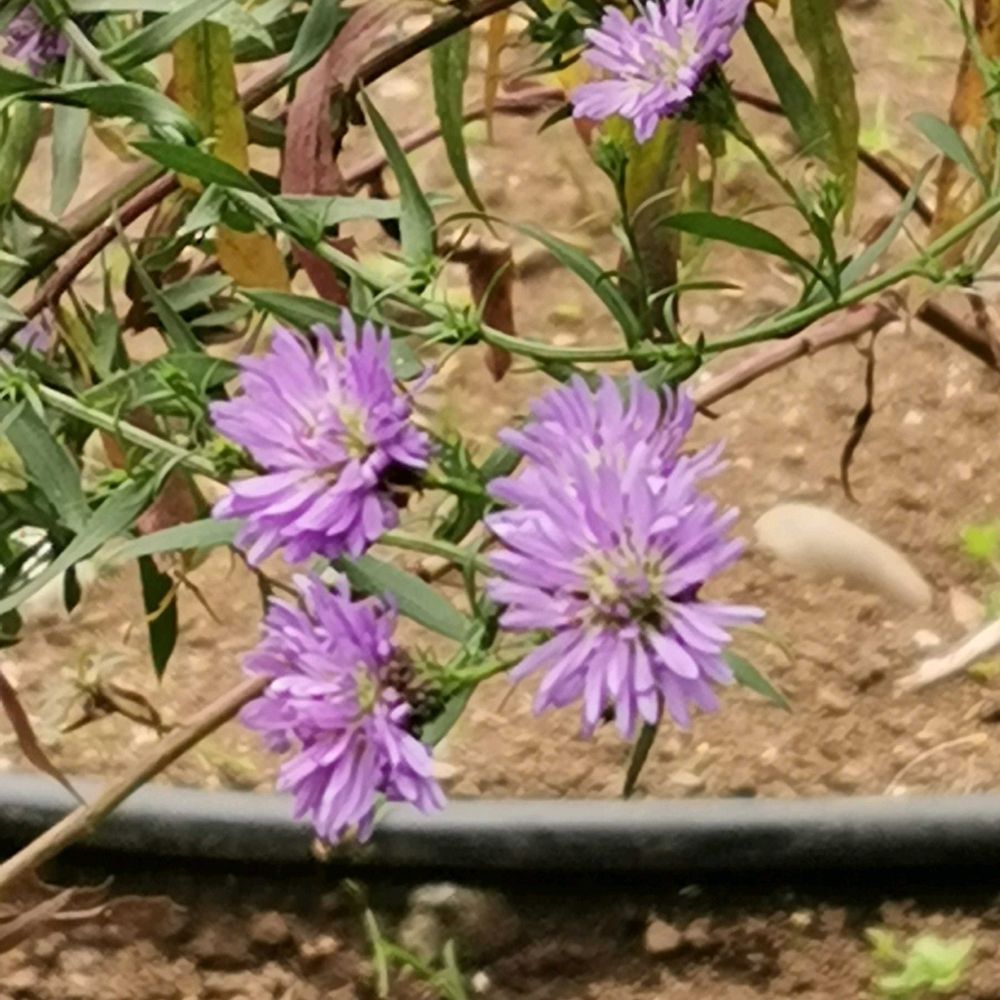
644;919;683;956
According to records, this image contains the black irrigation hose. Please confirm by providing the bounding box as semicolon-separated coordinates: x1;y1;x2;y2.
4;774;1000;874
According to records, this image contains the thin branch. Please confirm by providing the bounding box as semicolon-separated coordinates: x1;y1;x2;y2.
0;676;266;898
692;303;893;408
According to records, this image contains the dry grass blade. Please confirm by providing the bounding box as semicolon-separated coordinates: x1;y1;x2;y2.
0;888;77;952
484;12;510;142
0;668;84;805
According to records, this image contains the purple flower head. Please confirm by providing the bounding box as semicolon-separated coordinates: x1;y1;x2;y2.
486;376;762;740
571;0;749;142
4;4;67;76
0;316;54;363
211;312;431;565
241;573;445;843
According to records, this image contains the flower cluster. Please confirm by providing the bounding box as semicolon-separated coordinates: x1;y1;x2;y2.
571;0;749;142
486;376;761;739
4;3;66;75
211;313;430;565
241;574;444;843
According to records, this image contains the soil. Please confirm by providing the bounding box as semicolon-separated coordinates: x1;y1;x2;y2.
5;871;1000;999
2;0;1000;995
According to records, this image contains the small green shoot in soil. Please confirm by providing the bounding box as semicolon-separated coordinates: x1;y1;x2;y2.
959;521;1000;621
866;928;973;997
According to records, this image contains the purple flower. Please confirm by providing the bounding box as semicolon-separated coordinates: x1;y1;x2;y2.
486;376;761;739
571;0;749;142
211;313;431;565
241;573;445;843
4;3;67;75
0;317;54;363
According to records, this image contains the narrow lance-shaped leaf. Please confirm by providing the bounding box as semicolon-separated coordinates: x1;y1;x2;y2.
659;211;823;282
361;92;436;265
138;555;177;679
335;554;471;642
744;6;828;159
0;401;89;533
103;0;232;71
790;0;860;223
172;21;289;290
0;102;41;205
510;221;643;346
0;478;154;616
50;49;89;217
280;0;347;83
911;112;987;193
431;30;484;212
725;651;791;711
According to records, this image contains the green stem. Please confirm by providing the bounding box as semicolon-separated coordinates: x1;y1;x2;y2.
705;192;1000;354
35;384;218;477
379;530;490;574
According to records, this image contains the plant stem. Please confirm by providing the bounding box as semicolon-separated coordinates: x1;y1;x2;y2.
705;191;1000;354
35;384;218;477
379;531;490;575
0;675;267;898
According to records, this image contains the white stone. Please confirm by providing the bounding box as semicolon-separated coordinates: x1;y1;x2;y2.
754;503;932;610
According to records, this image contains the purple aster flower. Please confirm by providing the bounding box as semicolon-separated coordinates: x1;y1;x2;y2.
211;313;431;565
241;573;445;843
4;3;67;76
486;376;762;739
0;316;54;364
571;0;750;142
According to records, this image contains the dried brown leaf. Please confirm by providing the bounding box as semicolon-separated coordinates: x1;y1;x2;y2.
467;243;515;381
281;0;396;304
484;11;509;143
0;669;84;805
932;0;1000;254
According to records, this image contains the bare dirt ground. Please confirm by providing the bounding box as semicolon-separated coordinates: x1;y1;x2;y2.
2;0;1000;996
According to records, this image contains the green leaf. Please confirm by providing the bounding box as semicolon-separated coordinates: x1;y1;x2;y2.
113;518;239;562
0;102;41;205
335;554;470;642
138;554;178;679
0;401;88;533
431;30;484;212
840;160;934;289
510;222;643;347
360;92;436;265
103;0;232;71
80;352;235;410
911;112;987;192
159;273;233;313
623;721;658;799
50;51;89;218
421;687;473;746
659;211;820;278
280;0;346;83
790;0;860;220
725;651;791;711
26;83;198;139
117;229;200;351
275;193;442;230
961;522;1000;563
0;65;46;97
0;478;153;616
745;7;828;159
132;140;261;193
243;288;345;329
